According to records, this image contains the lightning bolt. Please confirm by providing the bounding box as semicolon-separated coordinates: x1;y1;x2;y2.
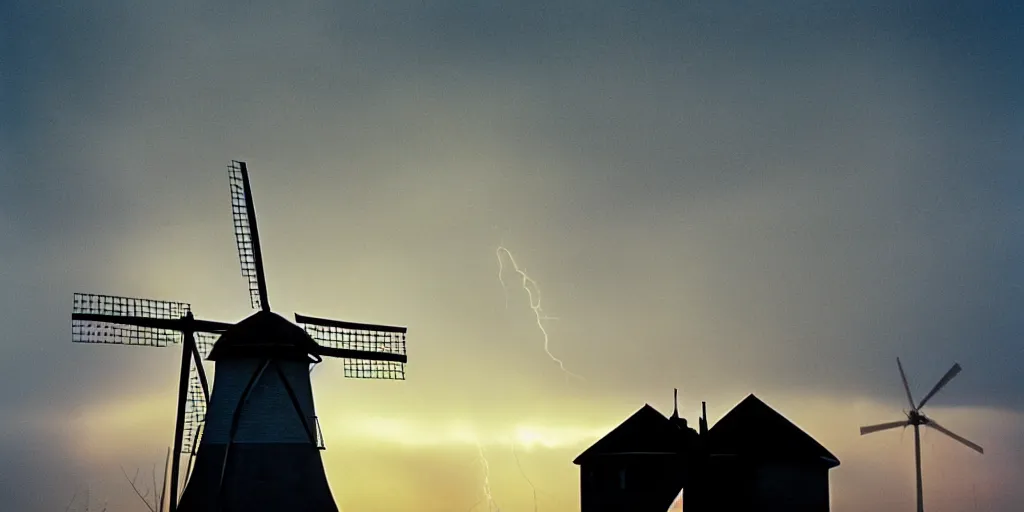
511;441;539;512
476;441;501;512
496;246;583;381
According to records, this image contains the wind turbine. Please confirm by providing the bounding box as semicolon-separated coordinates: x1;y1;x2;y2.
860;358;984;512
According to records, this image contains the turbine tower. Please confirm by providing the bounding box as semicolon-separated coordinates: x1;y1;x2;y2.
860;358;983;512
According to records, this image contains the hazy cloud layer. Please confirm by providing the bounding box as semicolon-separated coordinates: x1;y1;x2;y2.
3;1;1022;510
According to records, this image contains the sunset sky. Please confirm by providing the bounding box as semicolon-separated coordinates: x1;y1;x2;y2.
2;1;1023;511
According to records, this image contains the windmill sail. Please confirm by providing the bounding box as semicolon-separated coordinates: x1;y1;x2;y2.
182;368;207;454
228;160;270;312
183;333;218;455
340;360;405;380
295;313;407;380
72;293;191;347
194;332;218;359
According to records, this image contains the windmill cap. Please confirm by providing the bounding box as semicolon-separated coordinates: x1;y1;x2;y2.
208;310;320;362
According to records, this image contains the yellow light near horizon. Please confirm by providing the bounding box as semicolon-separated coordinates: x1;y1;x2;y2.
321;413;613;450
511;424;612;450
58;374;1022;512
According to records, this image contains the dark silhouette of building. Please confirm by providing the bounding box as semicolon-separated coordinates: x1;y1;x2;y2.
574;393;840;512
573;403;699;512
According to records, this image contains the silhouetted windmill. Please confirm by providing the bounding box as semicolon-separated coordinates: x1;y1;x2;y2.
860;358;983;512
72;160;408;512
176;161;408;512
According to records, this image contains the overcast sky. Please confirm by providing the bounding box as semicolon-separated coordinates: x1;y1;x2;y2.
3;1;1023;511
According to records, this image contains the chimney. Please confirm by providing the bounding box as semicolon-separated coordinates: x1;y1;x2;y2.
671;388;680;420
699;401;708;435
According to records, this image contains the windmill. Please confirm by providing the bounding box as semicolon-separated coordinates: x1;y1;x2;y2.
860;358;984;512
173;160;408;512
72;160;409;512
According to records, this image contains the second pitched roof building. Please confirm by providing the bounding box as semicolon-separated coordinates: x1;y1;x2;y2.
574;394;840;512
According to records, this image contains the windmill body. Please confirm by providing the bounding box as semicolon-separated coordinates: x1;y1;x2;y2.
177;311;337;512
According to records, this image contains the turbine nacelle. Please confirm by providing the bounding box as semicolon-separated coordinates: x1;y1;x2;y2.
906;409;927;425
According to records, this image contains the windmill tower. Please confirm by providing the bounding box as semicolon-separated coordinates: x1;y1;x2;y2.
860;358;984;512
72;160;409;512
175;161;408;512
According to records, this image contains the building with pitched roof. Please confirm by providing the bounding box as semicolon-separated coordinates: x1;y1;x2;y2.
573;404;699;511
573;394;839;512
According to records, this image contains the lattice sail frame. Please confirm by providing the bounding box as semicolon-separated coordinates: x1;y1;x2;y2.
300;323;407;380
182;333;219;454
343;360;405;380
72;293;190;347
228;161;262;311
182;367;206;454
195;332;218;358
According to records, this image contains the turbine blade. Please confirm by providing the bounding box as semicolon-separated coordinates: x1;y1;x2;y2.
917;363;962;410
897;357;917;410
927;419;983;454
860;420;909;435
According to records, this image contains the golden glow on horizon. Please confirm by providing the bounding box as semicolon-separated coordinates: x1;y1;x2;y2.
58;385;1023;512
316;412;616;450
